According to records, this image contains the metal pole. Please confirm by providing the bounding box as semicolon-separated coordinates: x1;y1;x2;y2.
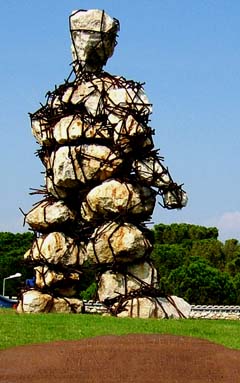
2;273;22;297
3;278;6;296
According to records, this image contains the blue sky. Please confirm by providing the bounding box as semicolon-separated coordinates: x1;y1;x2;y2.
1;0;240;241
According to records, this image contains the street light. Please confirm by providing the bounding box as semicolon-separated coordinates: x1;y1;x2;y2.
2;273;22;297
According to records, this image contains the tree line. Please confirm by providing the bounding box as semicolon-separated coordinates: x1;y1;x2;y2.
0;224;240;304
151;223;240;304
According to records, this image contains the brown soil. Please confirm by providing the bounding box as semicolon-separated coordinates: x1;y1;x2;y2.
0;334;240;383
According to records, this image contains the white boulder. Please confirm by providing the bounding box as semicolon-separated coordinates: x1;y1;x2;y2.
53;115;110;144
98;262;158;301
46;145;122;191
50;297;83;313
87;221;152;264
70;9;119;73
163;189;188;209
17;291;84;313
133;157;172;188
117;296;191;319
81;179;155;222
17;290;53;313
107;87;152;116
24;232;87;266
31;118;52;146
25;200;76;231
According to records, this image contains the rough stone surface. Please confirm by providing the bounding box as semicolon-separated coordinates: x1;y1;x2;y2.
107;88;152;116
162;296;192;318
87;221;152;264
163;189;188;209
46;145;122;190
47;146;81;189
70;82;103;116
17;291;83;313
81;179;155;222
133;157;171;188
117;295;191;319
34;266;80;289
31;118;52;146
113;115;152;152
17;290;53;313
25;200;76;231
53;115;111;144
70;9;119;72
45;178;69;200
50;297;83;313
98;262;158;301
70;9;117;32
24;232;87;266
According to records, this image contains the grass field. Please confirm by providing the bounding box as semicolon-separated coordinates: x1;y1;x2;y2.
1;308;240;351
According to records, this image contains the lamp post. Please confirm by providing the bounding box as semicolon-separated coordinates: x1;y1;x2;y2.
2;273;22;297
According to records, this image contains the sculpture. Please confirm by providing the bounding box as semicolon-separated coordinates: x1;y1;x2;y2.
18;9;188;317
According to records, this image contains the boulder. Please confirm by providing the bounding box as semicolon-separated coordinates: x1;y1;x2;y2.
107;87;152;116
53;115;111;144
31;118;53;146
34;265;80;289
46;146;82;190
17;291;83;313
113;115;153;152
70;9;117;33
70;9;119;73
24;232;87;266
70;82;103;117
77;145;122;182
116;296;191;319
17;290;53;313
87;221;152;264
133;157;172;188
127;262;158;286
81;179;155;222
98;262;158;301
25;200;76;231
48;77;110;118
45;178;69;200
46;145;123;190
163;189;188;209
50;297;83;313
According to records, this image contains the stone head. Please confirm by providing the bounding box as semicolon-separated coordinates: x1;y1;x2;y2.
69;9;120;73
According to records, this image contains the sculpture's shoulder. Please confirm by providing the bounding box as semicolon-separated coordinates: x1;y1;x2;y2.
99;71;147;92
31;71;152;121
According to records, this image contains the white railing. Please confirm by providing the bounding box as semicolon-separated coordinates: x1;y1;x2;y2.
190;305;240;319
83;301;240;319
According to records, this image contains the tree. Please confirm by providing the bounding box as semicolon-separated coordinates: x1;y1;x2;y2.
223;239;240;276
233;273;240;304
153;223;218;245
150;244;187;277
151;223;239;304
162;257;236;305
0;232;34;297
189;239;225;270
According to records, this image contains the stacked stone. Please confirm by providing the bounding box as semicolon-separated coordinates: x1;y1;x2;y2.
18;9;187;316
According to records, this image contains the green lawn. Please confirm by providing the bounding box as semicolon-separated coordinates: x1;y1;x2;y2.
1;309;240;351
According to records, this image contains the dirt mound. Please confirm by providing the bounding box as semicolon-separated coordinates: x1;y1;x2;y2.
1;334;240;382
